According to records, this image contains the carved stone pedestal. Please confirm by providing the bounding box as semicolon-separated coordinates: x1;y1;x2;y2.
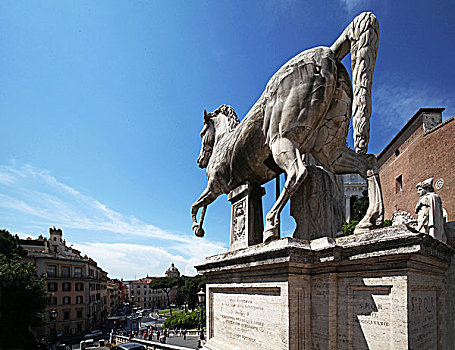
291;165;345;240
228;182;265;251
196;226;454;350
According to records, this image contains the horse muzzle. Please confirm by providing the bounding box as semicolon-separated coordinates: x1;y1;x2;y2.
197;156;205;168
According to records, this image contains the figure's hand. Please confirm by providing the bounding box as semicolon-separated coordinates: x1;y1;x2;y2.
192;223;205;237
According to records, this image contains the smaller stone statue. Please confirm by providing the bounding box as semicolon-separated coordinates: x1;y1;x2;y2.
415;178;446;242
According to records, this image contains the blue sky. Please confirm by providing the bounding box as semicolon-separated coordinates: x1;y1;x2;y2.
1;0;453;279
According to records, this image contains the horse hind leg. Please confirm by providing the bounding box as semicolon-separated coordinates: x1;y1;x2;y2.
325;147;384;232
264;138;308;242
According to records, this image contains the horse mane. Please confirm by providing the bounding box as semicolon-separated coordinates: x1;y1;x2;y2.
213;104;240;132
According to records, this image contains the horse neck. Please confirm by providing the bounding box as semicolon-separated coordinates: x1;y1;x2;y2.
212;116;232;144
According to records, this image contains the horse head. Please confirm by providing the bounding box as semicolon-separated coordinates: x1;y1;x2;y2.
197;109;215;168
197;105;240;168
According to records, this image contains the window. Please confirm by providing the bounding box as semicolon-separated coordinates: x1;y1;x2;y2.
76;296;83;304
63;311;70;320
47;265;56;277
74;267;82;277
75;283;84;291
50;297;57;305
76;309;83;319
48;282;58;292
63;296;71;305
395;149;400;157
62;282;71;291
396;175;403;193
61;266;70;277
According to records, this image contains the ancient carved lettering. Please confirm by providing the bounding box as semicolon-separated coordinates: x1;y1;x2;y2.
211;289;284;349
409;291;437;350
349;287;392;349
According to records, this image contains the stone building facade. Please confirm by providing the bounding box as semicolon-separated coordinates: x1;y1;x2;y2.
107;281;118;316
377;108;454;220
342;174;367;221
125;263;180;309
20;228;110;342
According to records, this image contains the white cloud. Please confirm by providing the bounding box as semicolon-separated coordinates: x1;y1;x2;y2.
339;0;364;15
71;242;205;279
373;80;455;130
1;164;227;279
0;164;185;241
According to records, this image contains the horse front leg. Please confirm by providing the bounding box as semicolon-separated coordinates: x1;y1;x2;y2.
325;147;384;232
191;187;219;237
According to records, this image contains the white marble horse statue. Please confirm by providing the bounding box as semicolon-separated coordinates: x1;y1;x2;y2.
191;12;384;242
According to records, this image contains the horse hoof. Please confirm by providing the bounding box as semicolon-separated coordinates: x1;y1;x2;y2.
194;227;205;238
263;227;278;243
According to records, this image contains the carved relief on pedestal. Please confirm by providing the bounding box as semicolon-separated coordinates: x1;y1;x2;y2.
228;183;265;251
232;199;246;242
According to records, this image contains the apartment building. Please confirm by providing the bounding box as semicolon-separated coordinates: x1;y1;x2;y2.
20;227;109;342
125;263;180;309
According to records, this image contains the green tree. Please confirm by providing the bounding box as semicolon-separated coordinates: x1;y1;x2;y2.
351;190;369;221
0;229;26;260
341;220;360;236
149;276;180;316
163;309;205;330
174;285;186;310
0;229;50;349
179;275;205;311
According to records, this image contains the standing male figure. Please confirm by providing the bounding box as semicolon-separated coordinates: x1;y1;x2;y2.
415;178;446;242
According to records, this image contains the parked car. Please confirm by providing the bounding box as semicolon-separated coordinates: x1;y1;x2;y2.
111;343;145;350
84;330;102;338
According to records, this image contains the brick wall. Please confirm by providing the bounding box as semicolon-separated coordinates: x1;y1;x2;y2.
378;116;454;221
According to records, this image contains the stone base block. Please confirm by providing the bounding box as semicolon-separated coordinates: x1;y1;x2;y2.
196;226;454;350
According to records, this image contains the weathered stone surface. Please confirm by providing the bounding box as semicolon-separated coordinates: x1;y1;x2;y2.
197;226;454;350
191;12;383;243
228;182;265;251
391;210;417;226
291;165;345;240
415;177;446;242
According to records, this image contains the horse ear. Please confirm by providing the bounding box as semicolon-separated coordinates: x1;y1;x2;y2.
204;109;209;123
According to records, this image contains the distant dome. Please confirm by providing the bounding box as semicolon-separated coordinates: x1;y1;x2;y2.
165;263;180;277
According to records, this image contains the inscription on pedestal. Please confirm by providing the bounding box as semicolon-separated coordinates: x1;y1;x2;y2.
311;277;330;349
348;286;392;350
409;289;438;350
210;287;285;350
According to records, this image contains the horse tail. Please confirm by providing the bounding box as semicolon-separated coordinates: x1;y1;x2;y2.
331;12;380;154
